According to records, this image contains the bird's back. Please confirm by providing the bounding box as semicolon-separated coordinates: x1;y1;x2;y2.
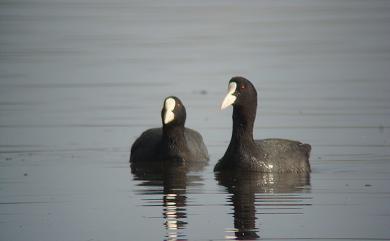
130;128;162;163
256;138;311;173
184;128;209;162
130;127;208;163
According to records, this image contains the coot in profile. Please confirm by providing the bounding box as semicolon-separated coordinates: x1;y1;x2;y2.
130;96;209;163
214;77;311;173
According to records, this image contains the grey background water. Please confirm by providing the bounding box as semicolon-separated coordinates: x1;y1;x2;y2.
1;0;390;240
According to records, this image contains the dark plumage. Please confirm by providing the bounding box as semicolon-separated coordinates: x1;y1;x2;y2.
130;96;209;163
214;77;311;173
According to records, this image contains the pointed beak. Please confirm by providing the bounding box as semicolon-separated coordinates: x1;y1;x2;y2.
221;82;237;110
163;98;176;124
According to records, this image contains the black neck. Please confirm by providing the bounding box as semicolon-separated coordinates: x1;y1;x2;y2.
230;104;256;144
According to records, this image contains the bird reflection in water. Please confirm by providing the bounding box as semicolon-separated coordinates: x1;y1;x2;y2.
215;171;311;240
131;161;206;240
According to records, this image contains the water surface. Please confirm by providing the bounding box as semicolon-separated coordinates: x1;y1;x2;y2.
1;0;390;240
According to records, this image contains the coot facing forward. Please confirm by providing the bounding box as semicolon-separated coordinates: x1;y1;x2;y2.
130;96;209;163
214;77;311;173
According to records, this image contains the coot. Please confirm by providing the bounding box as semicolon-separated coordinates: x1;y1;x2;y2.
130;96;209;163
214;77;311;173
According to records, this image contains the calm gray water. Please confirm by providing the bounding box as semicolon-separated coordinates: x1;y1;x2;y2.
1;0;390;240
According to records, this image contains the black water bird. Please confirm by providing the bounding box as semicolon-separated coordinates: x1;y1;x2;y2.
130;96;209;163
214;77;311;173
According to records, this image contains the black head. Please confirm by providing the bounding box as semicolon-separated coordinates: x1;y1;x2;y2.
161;96;186;127
221;76;257;110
